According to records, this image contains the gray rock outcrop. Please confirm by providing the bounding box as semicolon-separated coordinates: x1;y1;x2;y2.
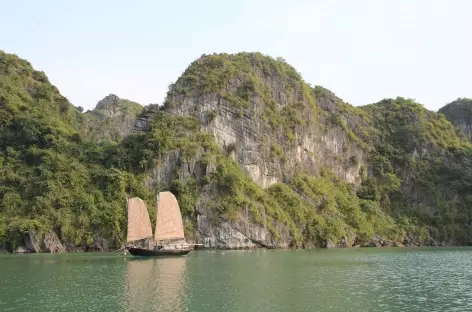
23;231;66;253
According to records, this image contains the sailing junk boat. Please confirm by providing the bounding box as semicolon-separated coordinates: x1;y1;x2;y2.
126;191;195;257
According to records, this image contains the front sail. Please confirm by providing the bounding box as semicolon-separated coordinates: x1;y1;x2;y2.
126;197;153;243
154;191;185;242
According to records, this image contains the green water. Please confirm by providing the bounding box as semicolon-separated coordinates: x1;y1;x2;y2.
1;247;471;312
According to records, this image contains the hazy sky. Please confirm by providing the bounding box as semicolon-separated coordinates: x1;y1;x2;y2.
2;0;471;111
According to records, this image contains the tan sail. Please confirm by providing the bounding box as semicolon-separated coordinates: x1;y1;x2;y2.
154;191;185;242
126;197;153;243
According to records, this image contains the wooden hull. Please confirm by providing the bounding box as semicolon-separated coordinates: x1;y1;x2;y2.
127;247;192;257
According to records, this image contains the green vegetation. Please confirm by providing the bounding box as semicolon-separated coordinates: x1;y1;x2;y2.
168;52;304;97
166;52;317;144
0;51;153;251
360;97;472;244
80;94;144;142
270;143;284;158
288;170;400;244
314;85;371;148
2;50;472;252
439;98;472;126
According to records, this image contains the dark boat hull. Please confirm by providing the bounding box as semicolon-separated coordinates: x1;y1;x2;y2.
127;247;192;257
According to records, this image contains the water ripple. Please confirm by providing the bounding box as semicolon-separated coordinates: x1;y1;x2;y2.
1;248;472;311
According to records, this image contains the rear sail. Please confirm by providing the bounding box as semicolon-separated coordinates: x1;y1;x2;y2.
126;197;153;243
154;191;185;242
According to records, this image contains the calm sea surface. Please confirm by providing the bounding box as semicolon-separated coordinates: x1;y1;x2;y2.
1;247;471;312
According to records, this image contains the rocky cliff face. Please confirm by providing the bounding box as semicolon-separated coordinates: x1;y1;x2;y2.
142;54;472;249
75;53;472;250
136;53;373;248
165;54;366;189
439;98;472;142
2;50;472;253
112;55;382;248
21;231;66;253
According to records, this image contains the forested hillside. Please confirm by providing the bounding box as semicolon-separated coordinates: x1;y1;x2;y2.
0;51;154;252
1;50;472;252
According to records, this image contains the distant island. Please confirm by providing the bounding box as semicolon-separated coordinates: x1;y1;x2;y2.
1;50;472;253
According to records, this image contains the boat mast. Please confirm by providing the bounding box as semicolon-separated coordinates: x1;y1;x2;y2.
126;196;131;246
156;192;160;247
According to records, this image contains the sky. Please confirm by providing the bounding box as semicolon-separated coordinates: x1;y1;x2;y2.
1;0;471;111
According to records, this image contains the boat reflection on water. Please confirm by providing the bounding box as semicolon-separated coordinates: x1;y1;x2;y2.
124;257;187;311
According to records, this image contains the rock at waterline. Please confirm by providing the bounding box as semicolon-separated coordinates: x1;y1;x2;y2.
13;246;28;254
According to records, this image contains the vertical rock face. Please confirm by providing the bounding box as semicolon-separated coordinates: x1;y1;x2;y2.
439;98;472;142
136;54;472;249
165;54;366;190
42;232;66;253
24;230;41;252
196;205;292;249
23;231;66;253
141;53;376;249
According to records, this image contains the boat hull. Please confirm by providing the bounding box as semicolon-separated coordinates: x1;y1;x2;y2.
127;247;192;257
